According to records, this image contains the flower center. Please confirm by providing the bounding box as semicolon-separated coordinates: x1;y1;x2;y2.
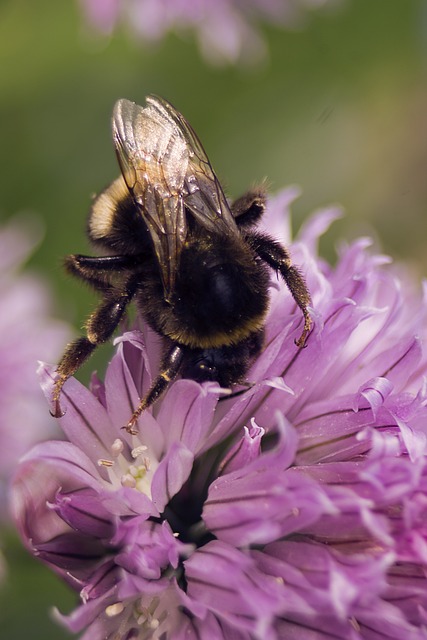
100;438;213;549
98;437;157;498
162;460;214;548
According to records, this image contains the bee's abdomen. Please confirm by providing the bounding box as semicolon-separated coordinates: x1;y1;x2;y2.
167;235;270;348
189;264;242;322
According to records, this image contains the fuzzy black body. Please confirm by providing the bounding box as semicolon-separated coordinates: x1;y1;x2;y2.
53;96;312;432
87;175;271;386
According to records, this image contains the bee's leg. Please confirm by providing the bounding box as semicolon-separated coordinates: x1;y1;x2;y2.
64;254;138;291
231;188;267;227
52;279;137;417
124;344;184;435
250;233;312;347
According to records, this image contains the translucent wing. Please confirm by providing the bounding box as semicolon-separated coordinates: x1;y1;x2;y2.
112;95;238;296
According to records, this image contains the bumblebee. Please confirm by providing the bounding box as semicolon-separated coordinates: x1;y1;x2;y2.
52;95;312;433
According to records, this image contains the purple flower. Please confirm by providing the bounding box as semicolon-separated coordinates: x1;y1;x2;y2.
79;0;334;65
11;188;427;638
0;217;70;520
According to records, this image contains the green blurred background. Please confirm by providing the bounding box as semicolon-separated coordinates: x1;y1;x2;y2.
1;0;427;637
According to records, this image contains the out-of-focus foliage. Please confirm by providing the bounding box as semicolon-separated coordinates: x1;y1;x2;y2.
0;0;426;638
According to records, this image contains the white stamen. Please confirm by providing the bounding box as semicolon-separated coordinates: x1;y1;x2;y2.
135;597;163;631
350;617;361;632
105;602;124;617
129;464;139;477
121;474;137;488
111;438;124;456
148;619;160;630
98;458;114;467
131;445;148;459
137;614;160;630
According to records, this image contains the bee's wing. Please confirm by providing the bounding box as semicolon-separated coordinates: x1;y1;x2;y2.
112;95;238;295
150;96;238;235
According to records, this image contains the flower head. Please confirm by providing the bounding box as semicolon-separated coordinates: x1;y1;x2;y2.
0;217;70;520
12;189;427;638
79;0;334;65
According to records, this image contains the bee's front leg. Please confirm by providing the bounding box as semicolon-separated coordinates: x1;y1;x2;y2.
52;278;137;417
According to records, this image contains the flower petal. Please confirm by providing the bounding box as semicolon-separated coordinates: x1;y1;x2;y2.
151;441;194;511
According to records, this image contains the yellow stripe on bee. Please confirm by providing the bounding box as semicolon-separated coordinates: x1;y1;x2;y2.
88;176;129;239
167;312;267;349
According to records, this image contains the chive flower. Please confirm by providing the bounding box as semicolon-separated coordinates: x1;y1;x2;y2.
12;189;427;639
